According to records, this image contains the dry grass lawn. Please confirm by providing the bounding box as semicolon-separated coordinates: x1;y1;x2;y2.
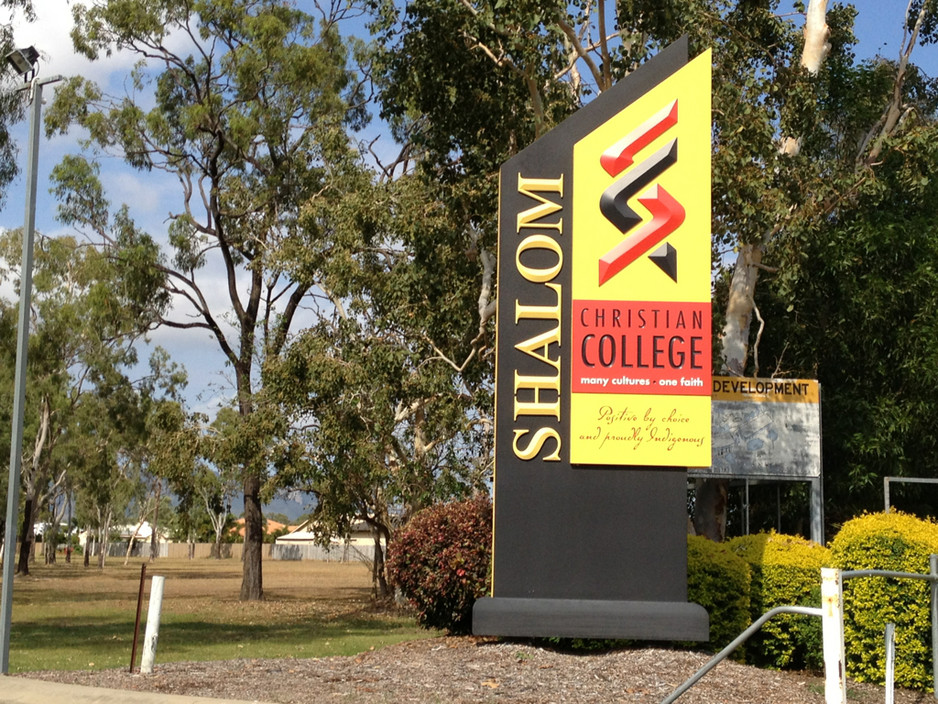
3;556;430;672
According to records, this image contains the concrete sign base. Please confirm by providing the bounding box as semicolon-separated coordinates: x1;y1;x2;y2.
473;597;709;641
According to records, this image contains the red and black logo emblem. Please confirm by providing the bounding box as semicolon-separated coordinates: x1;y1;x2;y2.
598;100;684;284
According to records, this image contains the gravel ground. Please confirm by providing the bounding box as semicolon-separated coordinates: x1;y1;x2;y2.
16;637;934;704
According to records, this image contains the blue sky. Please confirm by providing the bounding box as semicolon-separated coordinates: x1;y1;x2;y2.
0;0;934;419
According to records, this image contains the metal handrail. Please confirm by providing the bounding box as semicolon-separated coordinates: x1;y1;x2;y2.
843;569;933;581
663;556;938;704
843;557;938;699
660;605;822;704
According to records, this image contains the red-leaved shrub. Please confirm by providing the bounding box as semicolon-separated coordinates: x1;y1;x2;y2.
387;495;492;634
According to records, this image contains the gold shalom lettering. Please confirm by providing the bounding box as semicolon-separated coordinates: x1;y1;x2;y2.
512;174;564;462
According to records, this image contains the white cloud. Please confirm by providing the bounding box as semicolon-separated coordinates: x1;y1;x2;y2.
1;1;369;416
102;165;177;224
5;1;134;86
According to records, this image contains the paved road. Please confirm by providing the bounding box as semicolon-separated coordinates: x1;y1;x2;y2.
0;676;277;704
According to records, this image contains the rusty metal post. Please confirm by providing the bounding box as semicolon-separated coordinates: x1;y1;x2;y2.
130;563;147;672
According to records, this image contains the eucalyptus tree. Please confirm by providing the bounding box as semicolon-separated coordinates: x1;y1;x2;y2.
265;217;494;595
47;0;369;598
261;110;496;595
710;1;938;534
754;87;938;525
60;347;187;568
145;401;238;559
68;397;139;568
0;0;46;551
169;464;236;559
0;225;168;573
372;0;938;539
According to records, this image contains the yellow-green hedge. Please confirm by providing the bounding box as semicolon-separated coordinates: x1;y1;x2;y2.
727;531;829;670
830;512;938;690
687;535;751;655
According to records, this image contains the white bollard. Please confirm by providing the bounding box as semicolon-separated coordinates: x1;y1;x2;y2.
885;622;896;704
821;567;847;704
140;575;165;674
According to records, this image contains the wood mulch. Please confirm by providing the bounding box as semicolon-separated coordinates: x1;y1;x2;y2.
17;636;935;703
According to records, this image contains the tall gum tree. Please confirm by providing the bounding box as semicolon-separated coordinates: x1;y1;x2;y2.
749;1;938;526
261;136;497;595
373;0;938;540
709;0;938;538
47;0;368;599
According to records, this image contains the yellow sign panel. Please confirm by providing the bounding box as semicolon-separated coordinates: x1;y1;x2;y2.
569;50;712;467
711;377;820;404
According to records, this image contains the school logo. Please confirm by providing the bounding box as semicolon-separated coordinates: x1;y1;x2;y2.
598;100;684;284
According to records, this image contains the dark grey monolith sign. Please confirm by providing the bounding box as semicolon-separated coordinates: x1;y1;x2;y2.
473;38;710;640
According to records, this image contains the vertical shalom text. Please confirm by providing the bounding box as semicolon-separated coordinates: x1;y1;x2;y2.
512;174;564;461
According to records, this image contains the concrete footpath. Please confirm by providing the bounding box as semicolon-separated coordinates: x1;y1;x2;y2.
0;677;278;704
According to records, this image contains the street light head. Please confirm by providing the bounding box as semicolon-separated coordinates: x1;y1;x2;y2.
5;46;39;81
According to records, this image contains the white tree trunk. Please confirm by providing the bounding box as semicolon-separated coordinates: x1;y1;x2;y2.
720;244;763;375
123;501;152;566
97;508;112;569
699;0;831;541
801;0;831;75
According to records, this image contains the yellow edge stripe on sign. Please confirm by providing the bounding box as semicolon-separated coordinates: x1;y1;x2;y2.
712;376;819;404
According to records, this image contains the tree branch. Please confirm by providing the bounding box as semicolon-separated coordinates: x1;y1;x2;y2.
865;0;927;164
752;301;765;378
555;13;607;91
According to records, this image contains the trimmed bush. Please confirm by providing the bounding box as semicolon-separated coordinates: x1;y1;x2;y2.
687;535;751;654
830;511;938;690
727;531;829;670
387;495;492;635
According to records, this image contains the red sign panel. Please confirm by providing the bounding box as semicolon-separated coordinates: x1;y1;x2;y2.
572;300;710;395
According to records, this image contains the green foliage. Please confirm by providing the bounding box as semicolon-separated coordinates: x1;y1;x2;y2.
758;119;938;524
370;0;938;541
0;222;183;573
830;512;938;689
387;495;492;634
265;300;489;552
727;532;829;670
0;2;35;207
50;0;373;599
38;0;938;607
687;535;751;655
265;168;496;591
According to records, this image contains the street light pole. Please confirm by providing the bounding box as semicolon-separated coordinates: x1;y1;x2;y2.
0;70;63;675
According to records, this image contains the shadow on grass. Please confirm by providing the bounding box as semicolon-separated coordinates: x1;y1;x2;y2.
13;614;399;647
15;590;148;606
9;609;423;671
3;561;423;672
13;565;242;581
158;615;414;649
